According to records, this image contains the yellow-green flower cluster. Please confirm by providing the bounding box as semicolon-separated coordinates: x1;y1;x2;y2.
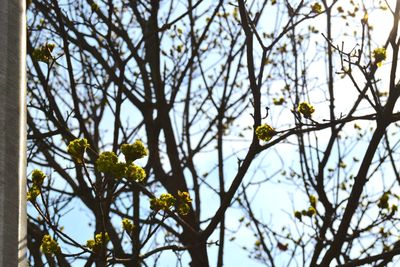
294;199;317;221
121;140;148;163
67;138;90;163
150;193;176;212
176;191;192;216
91;2;99;11
96;151;119;173
255;124;276;141
40;235;61;255
86;232;109;251
306;207;316;216
233;7;239;21
377;193;398;215
373;47;386;67
311;2;322;14
125;163;146;182
298;102;315;118
113;162;128;179
309;195;317;208
27;187;41;202
122;218;134;233
391;204;398;215
96;152;125;179
32;169;46;185
96;142;148;180
27;169;46;202
295;209;314;221
96;152;146;181
150;191;193;216
32;43;55;63
361;13;369;24
273;97;285;105
294;211;302;220
378;193;390;209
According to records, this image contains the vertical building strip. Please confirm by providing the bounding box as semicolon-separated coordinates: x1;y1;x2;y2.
0;0;27;266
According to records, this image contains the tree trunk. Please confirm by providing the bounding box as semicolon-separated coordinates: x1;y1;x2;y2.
188;243;209;267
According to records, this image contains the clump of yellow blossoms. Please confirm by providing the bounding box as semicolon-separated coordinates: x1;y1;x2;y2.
91;2;99;11
32;43;55;63
121;140;148;163
27;169;46;202
86;232;109;251
96;153;146;182
232;7;239;21
125;163;146;182
378;192;390;209
95;140;148;180
255;124;276;141
96;151;119;173
67;138;90;163
311;2;322;14
298;102;315;118
373;47;386;67
150;191;193;216
294;208;317;221
122;218;134;233
307;207;316;216
273;97;285;105
361;12;369;24
176;191;192;216
27;186;41;202
150;193;176;212
294;211;302;221
294;196;318;221
309;195;317;208
32;169;46;186
40;235;61;255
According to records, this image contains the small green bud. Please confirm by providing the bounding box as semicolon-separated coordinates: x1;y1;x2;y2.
306;207;316;217
122;218;134;232
309;195;317;208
